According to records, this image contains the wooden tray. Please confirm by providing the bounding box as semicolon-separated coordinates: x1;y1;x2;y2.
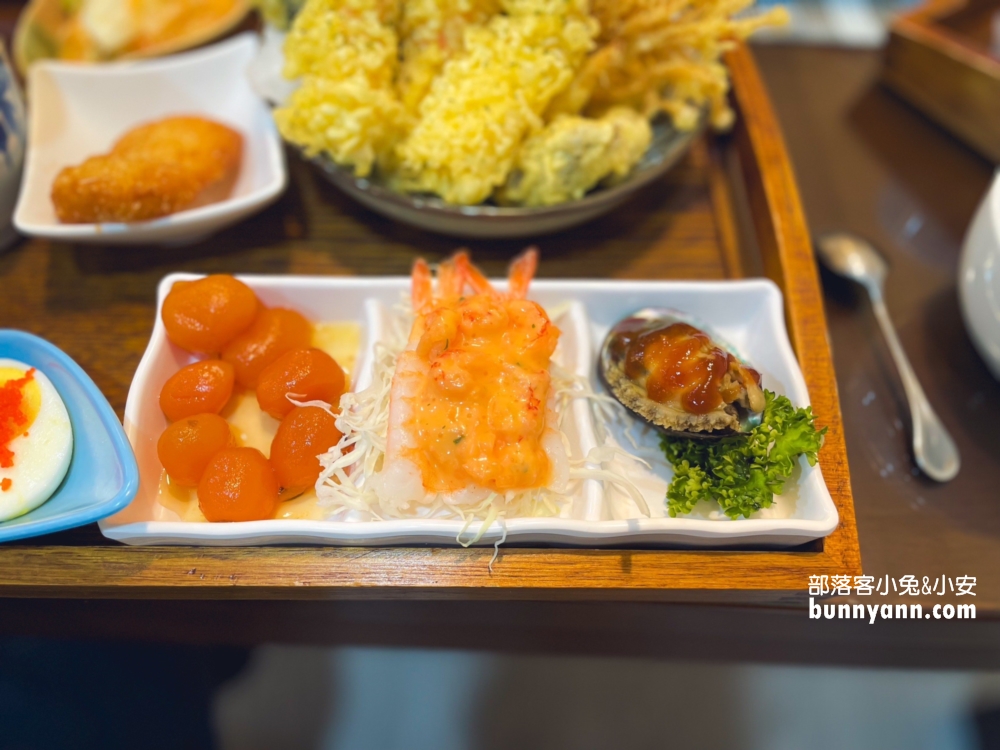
883;0;1000;162
0;44;861;603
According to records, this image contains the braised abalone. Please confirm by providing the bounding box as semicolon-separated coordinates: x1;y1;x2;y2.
600;309;765;437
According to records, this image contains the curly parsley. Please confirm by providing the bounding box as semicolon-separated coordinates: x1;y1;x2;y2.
660;390;826;519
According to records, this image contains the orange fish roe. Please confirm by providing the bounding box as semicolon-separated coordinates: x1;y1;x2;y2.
0;368;35;469
1;478;10;492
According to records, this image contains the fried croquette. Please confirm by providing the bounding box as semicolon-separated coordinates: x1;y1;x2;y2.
51;116;243;223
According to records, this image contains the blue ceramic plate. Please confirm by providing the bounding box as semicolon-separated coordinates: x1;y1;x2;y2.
0;330;138;542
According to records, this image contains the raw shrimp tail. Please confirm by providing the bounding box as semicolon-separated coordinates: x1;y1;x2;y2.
437;253;465;299
454;251;497;297
507;246;538;299
411;257;433;313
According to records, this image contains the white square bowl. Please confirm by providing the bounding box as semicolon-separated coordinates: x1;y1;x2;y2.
14;33;286;245
100;274;839;548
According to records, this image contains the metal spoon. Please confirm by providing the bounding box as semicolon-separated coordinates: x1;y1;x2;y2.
815;232;960;482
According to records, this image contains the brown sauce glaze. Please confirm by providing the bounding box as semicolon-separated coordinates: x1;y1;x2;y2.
621;323;759;415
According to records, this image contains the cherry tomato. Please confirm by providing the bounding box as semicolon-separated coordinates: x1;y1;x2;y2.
198;447;280;522
157;413;233;487
269;406;342;496
159;360;235;421
161;275;259;354
222;308;312;389
256;348;346;419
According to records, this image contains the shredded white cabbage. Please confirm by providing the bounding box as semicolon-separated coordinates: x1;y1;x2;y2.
285;394;337;416
314;301;649;541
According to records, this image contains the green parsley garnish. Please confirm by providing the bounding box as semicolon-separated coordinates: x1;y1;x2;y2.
660;390;826;519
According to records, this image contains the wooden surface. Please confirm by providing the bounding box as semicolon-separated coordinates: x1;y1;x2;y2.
883;0;1000;162
0;43;860;603
754;45;1000;622
2;32;998;663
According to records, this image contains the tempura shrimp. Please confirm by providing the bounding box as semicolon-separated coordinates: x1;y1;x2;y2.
372;248;569;509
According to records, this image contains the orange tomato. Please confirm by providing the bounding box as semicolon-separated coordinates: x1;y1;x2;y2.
269;406;342;496
156;413;233;487
161;275;259;354
256;348;345;419
159;359;235;421
198;447;279;522
221;308;312;389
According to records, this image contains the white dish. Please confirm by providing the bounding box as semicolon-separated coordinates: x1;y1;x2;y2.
960;168;1000;381
13;33;286;246
100;274;838;547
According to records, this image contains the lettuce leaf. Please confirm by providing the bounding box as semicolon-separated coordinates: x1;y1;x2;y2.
660;390;827;519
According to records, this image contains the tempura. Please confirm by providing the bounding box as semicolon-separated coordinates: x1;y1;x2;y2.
267;0;785;204
396;0;501;114
273;0;407;176
498;106;652;206
391;2;598;204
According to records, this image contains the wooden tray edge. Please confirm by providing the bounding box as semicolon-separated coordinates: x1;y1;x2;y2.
725;44;862;579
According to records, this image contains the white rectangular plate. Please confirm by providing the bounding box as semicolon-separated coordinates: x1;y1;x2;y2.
100;274;838;547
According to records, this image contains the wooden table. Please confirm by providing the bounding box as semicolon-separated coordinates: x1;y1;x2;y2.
1;39;998;667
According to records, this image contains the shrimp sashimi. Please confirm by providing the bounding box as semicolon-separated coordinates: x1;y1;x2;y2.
373;248;567;508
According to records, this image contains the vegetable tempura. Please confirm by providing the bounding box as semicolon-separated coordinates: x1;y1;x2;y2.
268;0;785;204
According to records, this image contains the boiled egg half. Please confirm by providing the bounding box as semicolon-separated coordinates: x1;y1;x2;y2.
0;359;73;522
